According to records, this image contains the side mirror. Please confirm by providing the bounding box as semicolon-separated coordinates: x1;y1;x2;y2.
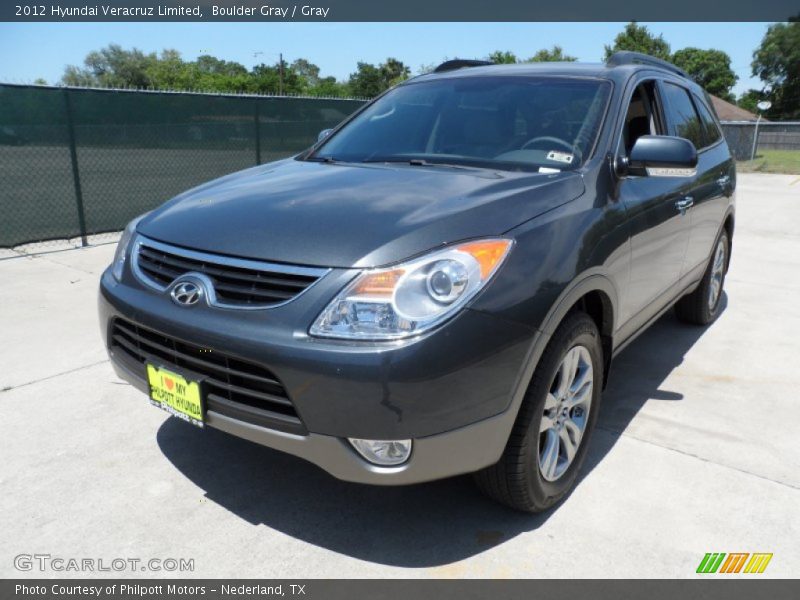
317;129;333;143
618;135;698;177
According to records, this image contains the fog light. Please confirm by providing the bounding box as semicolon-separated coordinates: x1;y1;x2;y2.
349;438;412;466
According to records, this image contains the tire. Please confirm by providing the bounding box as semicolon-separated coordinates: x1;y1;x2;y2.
474;311;603;513
675;230;729;326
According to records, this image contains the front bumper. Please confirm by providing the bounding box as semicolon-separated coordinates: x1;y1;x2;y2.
99;267;540;484
110;352;522;484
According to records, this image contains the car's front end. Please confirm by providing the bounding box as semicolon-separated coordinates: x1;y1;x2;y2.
99;225;539;484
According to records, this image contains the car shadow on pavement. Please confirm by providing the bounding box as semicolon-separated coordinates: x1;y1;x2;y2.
587;294;727;477
156;295;725;568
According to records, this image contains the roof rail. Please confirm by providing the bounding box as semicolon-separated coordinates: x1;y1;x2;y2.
433;59;493;73
606;51;690;79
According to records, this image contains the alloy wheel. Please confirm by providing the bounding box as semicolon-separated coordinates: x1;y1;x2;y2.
538;345;594;482
708;238;726;310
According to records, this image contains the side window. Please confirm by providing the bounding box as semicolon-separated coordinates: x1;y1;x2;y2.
618;80;663;157
694;95;722;146
661;82;705;149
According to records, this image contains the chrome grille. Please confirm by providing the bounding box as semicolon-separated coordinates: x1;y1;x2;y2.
132;236;328;309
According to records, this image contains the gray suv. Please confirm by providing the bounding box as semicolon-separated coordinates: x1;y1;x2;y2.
99;53;735;512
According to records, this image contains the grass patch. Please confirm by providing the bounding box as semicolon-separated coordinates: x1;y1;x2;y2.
737;149;800;175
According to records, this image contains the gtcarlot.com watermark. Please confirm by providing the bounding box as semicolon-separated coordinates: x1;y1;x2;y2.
14;553;194;573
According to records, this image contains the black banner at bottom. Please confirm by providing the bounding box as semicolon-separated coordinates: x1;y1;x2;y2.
3;580;799;600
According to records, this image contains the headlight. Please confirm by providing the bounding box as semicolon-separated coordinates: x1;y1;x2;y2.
111;215;145;282
310;239;513;340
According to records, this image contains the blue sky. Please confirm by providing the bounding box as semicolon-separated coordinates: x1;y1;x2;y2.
0;22;771;97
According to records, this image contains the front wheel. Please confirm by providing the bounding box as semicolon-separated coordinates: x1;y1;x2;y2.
474;312;603;513
675;230;729;325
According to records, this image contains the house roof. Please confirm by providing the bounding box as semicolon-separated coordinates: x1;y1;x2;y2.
710;95;763;122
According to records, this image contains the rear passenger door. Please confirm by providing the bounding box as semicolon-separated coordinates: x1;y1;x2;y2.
660;81;732;279
688;93;734;276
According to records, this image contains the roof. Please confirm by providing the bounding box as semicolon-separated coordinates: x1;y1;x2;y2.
410;62;644;95
416;61;626;82
709;95;763;122
412;60;704;95
412;62;757;121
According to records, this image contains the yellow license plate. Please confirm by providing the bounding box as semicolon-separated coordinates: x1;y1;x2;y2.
146;364;204;427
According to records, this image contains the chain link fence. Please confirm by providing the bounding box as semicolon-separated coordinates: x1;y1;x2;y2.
720;121;800;161
0;84;366;250
4;85;798;252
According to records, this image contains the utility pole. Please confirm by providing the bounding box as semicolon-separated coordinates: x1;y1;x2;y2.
279;52;284;96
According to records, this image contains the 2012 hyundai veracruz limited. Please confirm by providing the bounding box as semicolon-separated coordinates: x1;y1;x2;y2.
99;53;735;512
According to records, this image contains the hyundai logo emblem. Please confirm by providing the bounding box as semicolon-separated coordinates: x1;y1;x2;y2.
171;280;203;307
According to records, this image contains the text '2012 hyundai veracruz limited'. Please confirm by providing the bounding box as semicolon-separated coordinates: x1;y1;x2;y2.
100;53;735;512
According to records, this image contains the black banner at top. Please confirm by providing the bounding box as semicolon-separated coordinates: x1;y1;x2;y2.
2;0;799;22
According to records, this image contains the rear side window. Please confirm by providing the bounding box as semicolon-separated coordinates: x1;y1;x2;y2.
693;96;722;146
662;82;705;149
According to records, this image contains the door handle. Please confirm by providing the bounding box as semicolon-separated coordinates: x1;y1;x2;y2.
675;196;694;214
717;174;731;187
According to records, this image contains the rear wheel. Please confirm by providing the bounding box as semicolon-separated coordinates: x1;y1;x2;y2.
675;230;729;325
474;312;603;513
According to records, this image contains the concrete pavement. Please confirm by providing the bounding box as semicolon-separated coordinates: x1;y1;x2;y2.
1;173;798;578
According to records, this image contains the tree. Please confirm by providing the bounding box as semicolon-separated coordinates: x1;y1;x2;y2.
751;21;800;119
348;62;384;97
81;44;156;88
737;89;767;114
144;49;192;90
486;47;577;65
251;60;303;95
604;22;671;61
348;58;410;97
187;55;249;92
488;51;518;64
61;47;349;95
736;89;764;114
195;55;248;78
527;46;577;62
311;76;350;97
291;58;321;89
672;48;738;102
61;65;96;87
380;57;410;87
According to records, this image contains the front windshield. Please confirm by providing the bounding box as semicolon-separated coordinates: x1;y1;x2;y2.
310;76;611;171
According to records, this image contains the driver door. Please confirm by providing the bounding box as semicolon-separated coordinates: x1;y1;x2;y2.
616;78;692;329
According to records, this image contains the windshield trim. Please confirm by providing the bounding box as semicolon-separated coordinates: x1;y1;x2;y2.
303;74;615;170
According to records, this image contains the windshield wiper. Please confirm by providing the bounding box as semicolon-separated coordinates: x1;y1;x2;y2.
303;155;340;164
362;157;485;171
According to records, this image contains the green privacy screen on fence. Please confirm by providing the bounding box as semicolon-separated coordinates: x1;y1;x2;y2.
0;84;366;247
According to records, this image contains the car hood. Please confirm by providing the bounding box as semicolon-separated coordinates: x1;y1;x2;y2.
138;158;585;268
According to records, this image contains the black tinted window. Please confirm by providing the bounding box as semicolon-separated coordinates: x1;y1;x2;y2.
312;77;612;171
694;96;722;146
662;82;705;149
